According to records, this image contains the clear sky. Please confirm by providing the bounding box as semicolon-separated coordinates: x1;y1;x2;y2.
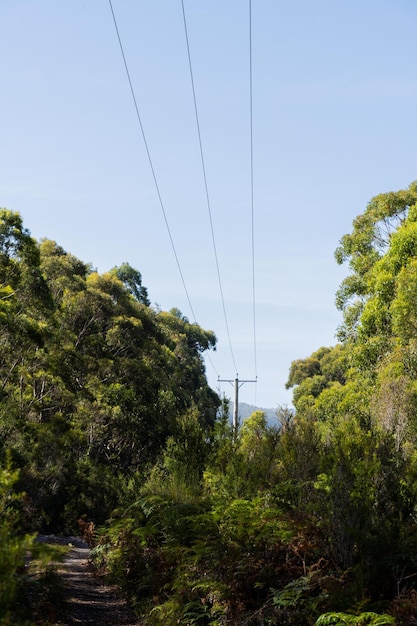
1;1;417;409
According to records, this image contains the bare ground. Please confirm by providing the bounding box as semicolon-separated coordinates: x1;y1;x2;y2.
36;536;140;626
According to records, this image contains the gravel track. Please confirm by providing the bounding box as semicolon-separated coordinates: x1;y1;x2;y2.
37;536;139;625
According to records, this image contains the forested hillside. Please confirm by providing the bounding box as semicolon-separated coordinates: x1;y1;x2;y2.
4;185;417;624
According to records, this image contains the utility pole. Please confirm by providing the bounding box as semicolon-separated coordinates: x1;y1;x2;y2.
218;376;257;434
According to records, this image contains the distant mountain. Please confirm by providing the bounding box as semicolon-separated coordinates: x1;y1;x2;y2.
229;402;279;426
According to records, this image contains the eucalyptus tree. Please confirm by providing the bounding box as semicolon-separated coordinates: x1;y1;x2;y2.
334;181;417;342
0;210;220;528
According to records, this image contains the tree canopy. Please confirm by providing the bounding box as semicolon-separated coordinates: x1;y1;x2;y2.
0;210;219;530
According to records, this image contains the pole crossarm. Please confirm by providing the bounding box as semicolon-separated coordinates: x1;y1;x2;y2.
218;376;257;434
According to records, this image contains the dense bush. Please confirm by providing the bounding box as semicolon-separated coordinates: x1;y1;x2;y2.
0;456;35;623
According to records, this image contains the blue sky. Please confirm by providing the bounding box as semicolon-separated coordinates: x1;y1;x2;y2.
1;1;417;409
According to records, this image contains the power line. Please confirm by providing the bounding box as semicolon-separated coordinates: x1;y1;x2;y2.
107;0;197;322
109;1;255;385
181;0;238;377
249;0;258;383
108;0;220;379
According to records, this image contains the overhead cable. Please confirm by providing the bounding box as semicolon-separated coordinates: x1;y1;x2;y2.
108;0;197;323
249;0;258;382
108;0;220;378
181;0;238;376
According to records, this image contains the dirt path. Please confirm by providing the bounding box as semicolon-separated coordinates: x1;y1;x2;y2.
37;536;139;625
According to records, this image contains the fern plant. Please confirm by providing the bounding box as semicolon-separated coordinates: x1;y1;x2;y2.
314;611;395;625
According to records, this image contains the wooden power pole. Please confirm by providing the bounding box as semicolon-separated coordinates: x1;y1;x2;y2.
218;376;257;434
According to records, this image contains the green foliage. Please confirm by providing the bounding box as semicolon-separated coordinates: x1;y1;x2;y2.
273;414;321;511
91;395;417;623
334;182;417;341
110;262;150;305
286;345;350;413
277;181;417;623
313;417;382;568
163;407;212;488
271;574;330;626
5;190;417;624
392;259;417;341
92;402;334;625
0;455;35;622
314;612;394;625
0;211;220;529
203;410;282;504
